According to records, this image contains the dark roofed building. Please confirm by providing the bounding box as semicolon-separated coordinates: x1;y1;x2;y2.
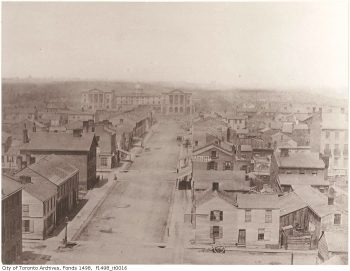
20;131;97;194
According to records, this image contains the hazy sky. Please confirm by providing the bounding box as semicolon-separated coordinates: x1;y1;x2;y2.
2;1;348;94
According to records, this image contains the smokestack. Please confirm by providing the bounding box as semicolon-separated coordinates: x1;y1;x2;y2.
212;182;219;192
23;124;29;143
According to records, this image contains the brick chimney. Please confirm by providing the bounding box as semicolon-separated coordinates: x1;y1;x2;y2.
23;124;29;143
19;175;32;184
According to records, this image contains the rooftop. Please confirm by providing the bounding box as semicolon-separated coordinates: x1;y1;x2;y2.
20;132;95;152
2;175;22;199
276;151;325;169
195;189;237;206
193;170;249;191
292;185;344;218
28;154;79;186
236;194;279;209
278;174;329;186
278;192;308;216
14;167;57;201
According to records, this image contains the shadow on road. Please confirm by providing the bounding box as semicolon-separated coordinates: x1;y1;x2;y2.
22;250;51;264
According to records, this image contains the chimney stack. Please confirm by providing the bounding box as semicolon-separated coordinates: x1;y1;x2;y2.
23;124;29;143
212;182;219;192
328;187;335;205
19;175;32;184
73;129;82;137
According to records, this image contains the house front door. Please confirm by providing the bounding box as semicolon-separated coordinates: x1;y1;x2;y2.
238;229;246;245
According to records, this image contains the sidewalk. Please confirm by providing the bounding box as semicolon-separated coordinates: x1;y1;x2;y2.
23;124;157;254
186;243;318;255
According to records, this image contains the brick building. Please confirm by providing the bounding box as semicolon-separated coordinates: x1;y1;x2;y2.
2;175;22;264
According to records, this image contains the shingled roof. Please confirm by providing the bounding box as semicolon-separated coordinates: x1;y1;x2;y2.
2;175;22;199
28;154;78;186
14;167;57;202
20;132;96;152
195;189;237;206
275;152;325;169
236;194;279;209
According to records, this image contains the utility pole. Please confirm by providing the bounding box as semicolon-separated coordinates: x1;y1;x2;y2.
64;216;69;246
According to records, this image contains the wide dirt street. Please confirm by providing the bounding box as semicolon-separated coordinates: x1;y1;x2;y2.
50;119;181;264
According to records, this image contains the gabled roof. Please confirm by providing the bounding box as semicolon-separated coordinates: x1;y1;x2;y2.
236;194;279;209
193;143;232;156
14;167;57;202
2;175;22;199
28;154;78;186
278;192;308;216
196;189;237;206
292;185;345;218
20;132;96;152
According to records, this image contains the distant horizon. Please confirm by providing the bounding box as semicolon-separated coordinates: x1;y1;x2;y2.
2;76;348;95
3;2;348;97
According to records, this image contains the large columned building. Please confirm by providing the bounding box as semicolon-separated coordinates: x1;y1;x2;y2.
161;89;194;115
81;88;193;115
81;89;113;111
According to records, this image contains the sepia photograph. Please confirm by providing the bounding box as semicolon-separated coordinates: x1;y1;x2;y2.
1;0;349;266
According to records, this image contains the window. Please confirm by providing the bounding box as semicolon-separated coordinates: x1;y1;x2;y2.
325;131;330;139
224;161;232;170
211;150;217;158
334;214;341;225
245;209;251;222
312;171;317;176
299;169;305;174
258;228;265;240
265;210;272;223
22;220;33;233
101;157;108;166
210;210;223;221
210;226;223;239
207;161;218;170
